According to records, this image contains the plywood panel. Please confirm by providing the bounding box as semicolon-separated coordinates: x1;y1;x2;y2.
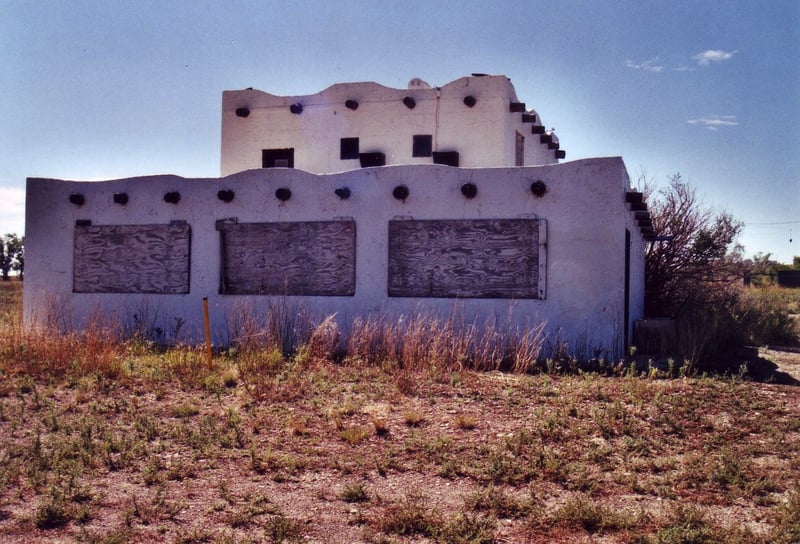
388;219;546;299
219;220;355;296
73;223;191;294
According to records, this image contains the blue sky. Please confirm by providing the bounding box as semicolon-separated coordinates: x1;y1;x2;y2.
2;0;798;262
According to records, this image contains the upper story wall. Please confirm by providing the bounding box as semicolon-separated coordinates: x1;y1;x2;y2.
221;75;563;176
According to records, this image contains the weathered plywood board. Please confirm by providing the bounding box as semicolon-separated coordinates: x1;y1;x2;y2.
73;223;191;294
388;219;546;299
219;220;356;296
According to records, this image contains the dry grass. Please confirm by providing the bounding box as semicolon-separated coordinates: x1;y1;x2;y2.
1;281;799;543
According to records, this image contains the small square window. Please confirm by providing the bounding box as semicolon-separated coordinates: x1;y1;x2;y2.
412;135;432;157
340;138;359;160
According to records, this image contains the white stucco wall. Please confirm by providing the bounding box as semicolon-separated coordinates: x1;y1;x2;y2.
221;75;560;176
25;158;644;359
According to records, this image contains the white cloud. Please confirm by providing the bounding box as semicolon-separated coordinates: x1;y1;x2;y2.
693;49;737;66
0;186;26;235
687;115;739;131
625;57;664;73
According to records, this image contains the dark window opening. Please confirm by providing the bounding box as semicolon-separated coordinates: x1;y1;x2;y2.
340;138;360;160
412;135;433;157
624;229;631;350
359;152;385;168
515;131;525;166
432;151;459;167
262;148;294;168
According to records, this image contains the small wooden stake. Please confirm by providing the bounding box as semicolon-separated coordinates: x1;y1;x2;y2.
203;297;213;369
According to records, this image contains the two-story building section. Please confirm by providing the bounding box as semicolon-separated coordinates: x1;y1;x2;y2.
221;74;563;176
25;73;650;360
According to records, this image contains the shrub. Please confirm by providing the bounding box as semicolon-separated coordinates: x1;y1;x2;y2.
769;489;800;544
265;513;303;542
655;503;714;544
171;402;200;419
34;498;70;530
465;485;531;518
235;346;285;399
339;482;369;503
339;425;372;445
403;409;425;427
737;288;799;346
644;174;746;363
376;494;439;538
552;494;635;533
438;512;496;544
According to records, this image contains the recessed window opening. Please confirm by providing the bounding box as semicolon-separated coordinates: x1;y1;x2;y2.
262;148;294;168
359;152;385;168
412;135;433;157
515;131;525;166
432;151;459;167
340;138;360;160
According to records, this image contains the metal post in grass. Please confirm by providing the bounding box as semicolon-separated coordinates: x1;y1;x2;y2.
202;297;213;369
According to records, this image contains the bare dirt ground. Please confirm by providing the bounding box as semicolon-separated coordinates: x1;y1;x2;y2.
757;346;800;382
0;346;798;543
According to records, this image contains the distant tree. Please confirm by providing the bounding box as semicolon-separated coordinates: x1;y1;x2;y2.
11;235;24;281
0;235;10;281
744;252;780;286
0;234;24;281
644;174;744;317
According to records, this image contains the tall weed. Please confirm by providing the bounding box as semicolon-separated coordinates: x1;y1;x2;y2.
345;311;546;373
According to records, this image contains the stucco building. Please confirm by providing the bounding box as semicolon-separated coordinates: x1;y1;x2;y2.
24;75;651;359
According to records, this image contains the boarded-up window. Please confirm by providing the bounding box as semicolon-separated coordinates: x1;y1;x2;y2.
388;219;546;299
218;220;356;296
73;223;191;294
